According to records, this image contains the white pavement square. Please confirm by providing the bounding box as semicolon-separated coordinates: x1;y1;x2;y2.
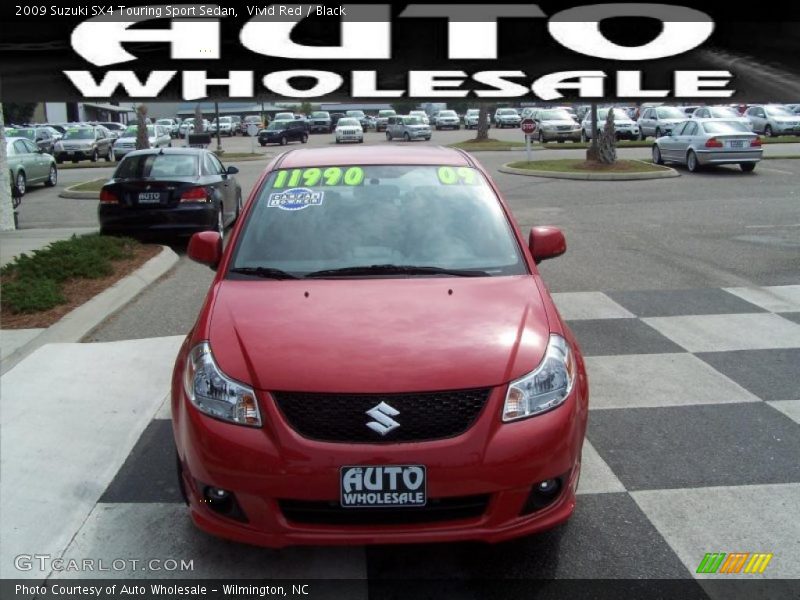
585;353;761;410
725;285;800;313
552;292;636;321
576;441;626;495
632;483;800;580
0;336;184;578
643;313;800;353
767;400;800;425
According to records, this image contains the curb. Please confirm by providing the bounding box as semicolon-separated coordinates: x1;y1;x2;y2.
1;245;179;376
59;179;106;200
499;160;680;181
450;145;539;152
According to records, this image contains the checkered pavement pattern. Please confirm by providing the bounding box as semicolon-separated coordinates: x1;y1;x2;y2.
54;285;800;590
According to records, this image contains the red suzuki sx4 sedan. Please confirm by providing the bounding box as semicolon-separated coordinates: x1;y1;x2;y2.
172;145;589;547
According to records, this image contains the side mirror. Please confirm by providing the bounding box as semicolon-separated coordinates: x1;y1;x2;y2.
226;165;239;175
188;231;222;269
529;226;566;264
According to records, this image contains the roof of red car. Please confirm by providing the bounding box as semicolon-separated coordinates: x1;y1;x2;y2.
278;145;473;168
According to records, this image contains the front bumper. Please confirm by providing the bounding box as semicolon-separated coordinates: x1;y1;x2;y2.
310;123;332;133
55;148;95;161
172;375;588;548
540;129;582;142
99;203;217;236
616;129;640;140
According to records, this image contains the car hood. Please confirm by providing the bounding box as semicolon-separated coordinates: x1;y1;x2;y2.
208;276;551;394
542;119;578;127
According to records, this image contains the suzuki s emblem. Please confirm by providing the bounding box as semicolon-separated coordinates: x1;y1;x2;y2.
366;402;400;436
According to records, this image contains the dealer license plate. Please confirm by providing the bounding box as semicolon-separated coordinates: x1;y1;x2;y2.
137;192;163;204
340;465;426;508
728;140;747;149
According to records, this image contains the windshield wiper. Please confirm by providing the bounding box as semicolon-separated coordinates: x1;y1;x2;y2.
304;264;489;278
229;266;299;280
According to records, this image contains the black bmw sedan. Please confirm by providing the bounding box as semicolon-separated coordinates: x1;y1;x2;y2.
98;148;242;239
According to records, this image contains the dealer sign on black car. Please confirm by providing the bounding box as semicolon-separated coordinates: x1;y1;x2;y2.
340;465;426;508
138;192;161;204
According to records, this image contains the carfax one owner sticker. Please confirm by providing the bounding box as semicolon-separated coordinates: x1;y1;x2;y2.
267;188;324;210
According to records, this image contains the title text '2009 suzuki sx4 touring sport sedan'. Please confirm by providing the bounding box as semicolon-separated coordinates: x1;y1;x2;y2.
172;145;589;548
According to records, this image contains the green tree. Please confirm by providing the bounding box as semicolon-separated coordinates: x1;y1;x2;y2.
476;103;491;141
4;103;36;125
391;100;418;114
299;101;314;116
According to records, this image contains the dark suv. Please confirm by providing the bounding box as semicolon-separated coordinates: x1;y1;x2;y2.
258;120;309;146
308;111;333;133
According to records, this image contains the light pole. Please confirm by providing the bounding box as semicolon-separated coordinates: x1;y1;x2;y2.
214;101;221;153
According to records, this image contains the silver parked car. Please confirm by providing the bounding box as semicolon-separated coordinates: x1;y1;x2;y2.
464;108;480;129
745;105;800;137
385;115;431;142
434;110;460;130
113;124;172;160
493;108;521;128
532;108;581;143
581;108;640;141
652;119;762;173
691;106;752;130
637;105;686;139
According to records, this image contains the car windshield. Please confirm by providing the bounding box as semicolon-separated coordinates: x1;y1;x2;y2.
701;121;752;134
230;165;525;277
157;120;172;125
311;112;329;118
114;153;198;179
275;113;294;120
379;111;395;117
337;118;360;127
403;116;423;125
498;109;518;115
63;128;94;140
539;110;573;121
347;111;365;118
7;128;35;140
765;106;794;117
709;107;739;118
123;125;154;137
466;110;479;115
656;107;685;119
217;117;231;123
439;111;457;117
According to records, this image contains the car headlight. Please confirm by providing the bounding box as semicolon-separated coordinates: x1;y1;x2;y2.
182;342;261;427
502;335;577;422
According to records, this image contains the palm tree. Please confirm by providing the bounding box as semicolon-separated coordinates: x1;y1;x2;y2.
135;104;149;150
476;103;490;141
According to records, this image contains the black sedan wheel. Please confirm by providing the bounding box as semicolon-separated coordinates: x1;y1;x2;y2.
301;134;308;144
280;136;287;146
91;149;98;162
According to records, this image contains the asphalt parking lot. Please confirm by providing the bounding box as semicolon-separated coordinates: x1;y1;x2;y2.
5;127;799;593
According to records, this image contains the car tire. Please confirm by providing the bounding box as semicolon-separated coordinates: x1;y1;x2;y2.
15;171;26;196
655;127;662;138
235;193;243;221
687;150;699;172
386;131;392;141
425;137;431;141
259;142;266;147
280;136;287;146
45;164;57;187
581;130;588;143
765;125;774;138
652;145;664;165
91;149;98;162
740;163;757;173
301;134;308;144
404;133;411;142
538;130;544;143
105;147;113;161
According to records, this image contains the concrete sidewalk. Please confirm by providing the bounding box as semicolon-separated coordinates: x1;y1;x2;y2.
0;227;98;268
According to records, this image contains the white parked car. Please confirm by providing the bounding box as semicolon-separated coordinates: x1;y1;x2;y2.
112;124;172;160
409;110;430;125
434;110;460;130
691;106;752;131
637;105;687;139
156;118;179;137
209;116;234;136
581;108;640;141
464;108;480;129
334;118;364;144
493;108;521;128
178;118;210;136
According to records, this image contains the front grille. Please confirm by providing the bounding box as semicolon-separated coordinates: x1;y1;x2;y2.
279;495;490;525
272;388;491;443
